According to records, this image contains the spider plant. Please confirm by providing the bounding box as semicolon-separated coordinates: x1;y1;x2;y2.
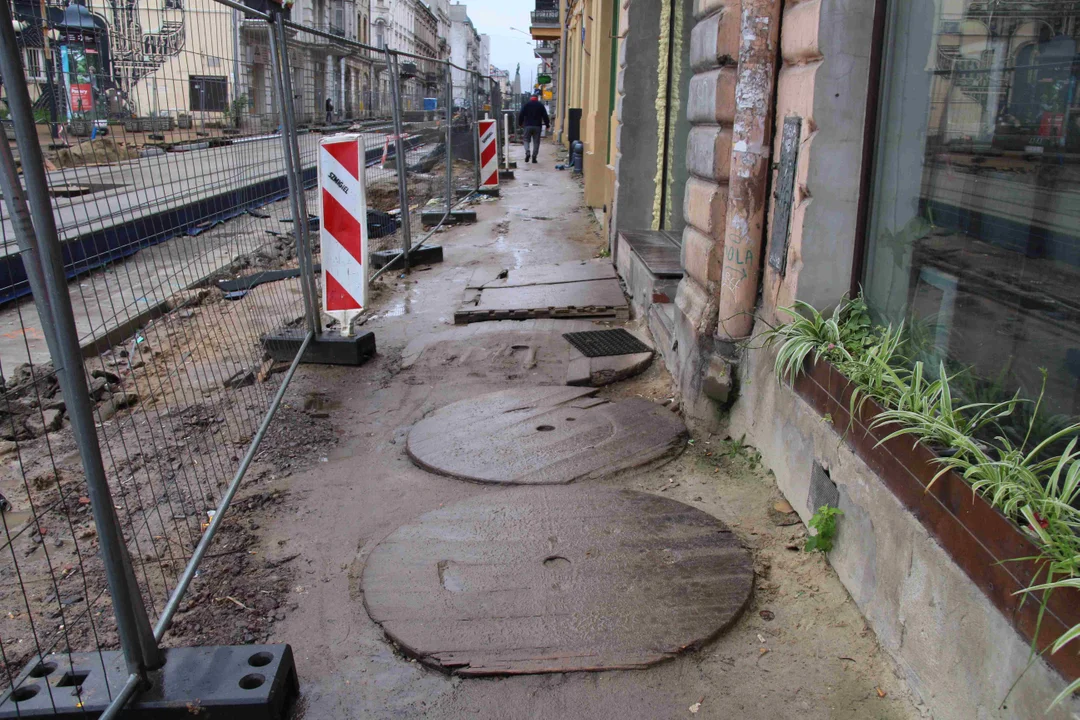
766;295;1080;712
929;377;1080;508
870;362;1022;461
1014;445;1080;712
764;299;853;385
836;323;907;422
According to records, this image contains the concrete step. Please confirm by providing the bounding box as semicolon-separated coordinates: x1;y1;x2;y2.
649;302;678;376
615;230;682;319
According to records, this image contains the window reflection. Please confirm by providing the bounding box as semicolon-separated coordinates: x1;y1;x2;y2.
866;0;1080;435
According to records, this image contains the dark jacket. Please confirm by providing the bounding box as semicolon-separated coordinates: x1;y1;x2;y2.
518;100;550;129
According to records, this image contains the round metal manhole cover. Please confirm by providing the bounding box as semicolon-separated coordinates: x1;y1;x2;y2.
362;486;754;675
406;386;686;484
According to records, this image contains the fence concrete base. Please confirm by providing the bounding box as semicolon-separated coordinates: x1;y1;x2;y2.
371;245;445;271
0;645;298;719
422;209;477;226
263;328;376;366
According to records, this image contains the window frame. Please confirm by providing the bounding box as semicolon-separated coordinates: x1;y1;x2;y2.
849;0;889;297
188;75;229;113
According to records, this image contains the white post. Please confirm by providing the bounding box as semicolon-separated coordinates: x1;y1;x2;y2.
503;112;510;168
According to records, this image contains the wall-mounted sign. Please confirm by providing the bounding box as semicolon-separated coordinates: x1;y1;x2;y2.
537;74;551;85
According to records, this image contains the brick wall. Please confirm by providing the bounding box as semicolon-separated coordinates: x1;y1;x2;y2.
682;2;738;297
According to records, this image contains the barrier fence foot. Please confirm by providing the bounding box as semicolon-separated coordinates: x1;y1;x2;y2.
421;209;477;226
498;169;515;180
477;187;500;197
371;246;444;271
263;328;376;367
0;645;299;719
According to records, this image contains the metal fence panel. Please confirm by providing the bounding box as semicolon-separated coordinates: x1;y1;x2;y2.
0;0;496;713
0;0;317;713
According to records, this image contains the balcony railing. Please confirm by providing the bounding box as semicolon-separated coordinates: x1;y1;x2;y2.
530;9;558;27
534;39;557;57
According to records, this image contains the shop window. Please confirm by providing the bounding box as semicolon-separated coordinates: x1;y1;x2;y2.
865;1;1080;435
189;76;228;112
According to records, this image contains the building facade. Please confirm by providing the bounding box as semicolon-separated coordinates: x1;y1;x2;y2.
528;0;560;117
478;32;490;82
11;0;233;123
449;2;480;104
556;1;1080;718
490;66;510;98
370;0;443;109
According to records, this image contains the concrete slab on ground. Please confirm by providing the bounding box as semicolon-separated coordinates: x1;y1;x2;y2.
467;260;617;289
457;279;628;325
406;386;685;484
361;486;754;675
400;319;655;387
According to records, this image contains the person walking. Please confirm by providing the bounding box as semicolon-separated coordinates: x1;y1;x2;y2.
325;97;334;125
518;95;549;164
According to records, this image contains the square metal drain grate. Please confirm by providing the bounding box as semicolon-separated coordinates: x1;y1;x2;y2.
562;329;652;358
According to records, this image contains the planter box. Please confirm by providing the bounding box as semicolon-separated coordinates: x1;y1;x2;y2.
793;359;1080;683
151;117;174;132
177;115;193;129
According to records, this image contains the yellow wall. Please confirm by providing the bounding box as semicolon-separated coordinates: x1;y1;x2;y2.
559;0;616;212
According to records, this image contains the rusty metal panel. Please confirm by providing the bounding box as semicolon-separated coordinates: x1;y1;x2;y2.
769;116;802;276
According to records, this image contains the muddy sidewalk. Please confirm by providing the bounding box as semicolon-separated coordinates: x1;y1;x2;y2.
240;143;924;720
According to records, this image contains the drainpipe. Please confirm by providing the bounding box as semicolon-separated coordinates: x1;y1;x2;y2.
716;0;782;340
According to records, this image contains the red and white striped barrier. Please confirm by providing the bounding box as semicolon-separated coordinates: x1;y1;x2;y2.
478;118;499;191
319;135;368;333
381;133;413;167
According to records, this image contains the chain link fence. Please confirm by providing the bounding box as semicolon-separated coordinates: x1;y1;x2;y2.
0;0;495;715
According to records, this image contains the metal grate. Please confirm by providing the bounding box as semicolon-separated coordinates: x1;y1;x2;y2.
562;329;652;358
808;461;840;513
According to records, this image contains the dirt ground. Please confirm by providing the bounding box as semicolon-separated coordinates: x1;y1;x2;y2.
0;140;925;719
0;193;323;687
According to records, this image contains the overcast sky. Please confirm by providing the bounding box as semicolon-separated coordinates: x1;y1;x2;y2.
456;0;541;86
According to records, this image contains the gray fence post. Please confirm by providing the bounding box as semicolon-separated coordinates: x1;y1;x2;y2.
271;11;322;335
472;73;481;191
445;61;454;217
386;48;413;272
0;0;162;681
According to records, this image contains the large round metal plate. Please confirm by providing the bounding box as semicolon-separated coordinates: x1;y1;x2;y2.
406;386;686;484
362;486;754;675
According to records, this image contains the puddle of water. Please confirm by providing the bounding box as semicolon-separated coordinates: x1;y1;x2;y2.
492;236;532;268
380;281;420;317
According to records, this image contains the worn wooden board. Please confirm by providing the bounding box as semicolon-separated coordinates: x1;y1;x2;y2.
619;230;684;278
362;486;755;675
407;386;685;485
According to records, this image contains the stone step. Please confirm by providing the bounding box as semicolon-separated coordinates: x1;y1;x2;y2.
649;302;678;376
